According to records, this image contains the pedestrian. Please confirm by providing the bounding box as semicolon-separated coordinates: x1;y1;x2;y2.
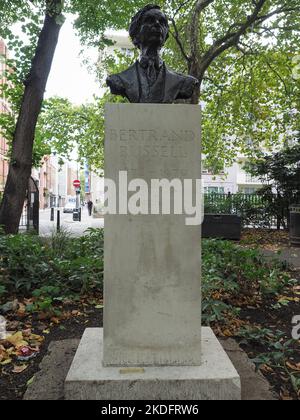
87;200;93;216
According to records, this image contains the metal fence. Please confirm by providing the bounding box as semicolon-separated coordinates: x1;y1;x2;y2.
204;192;288;229
1;177;39;233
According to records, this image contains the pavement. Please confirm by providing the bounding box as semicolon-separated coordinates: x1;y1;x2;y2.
24;337;276;401
39;208;104;237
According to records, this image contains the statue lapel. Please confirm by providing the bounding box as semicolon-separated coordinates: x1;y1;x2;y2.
163;67;185;103
126;62;140;103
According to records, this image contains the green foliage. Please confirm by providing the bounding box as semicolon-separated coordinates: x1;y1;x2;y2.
203;240;298;396
1;1;299;172
0;1;66;167
202;239;292;323
204;192;287;228
0;221;294;310
35;97;105;171
0;285;7;297
0;228;104;298
25;285;63;314
201;51;300;169
0;234;50;292
245;144;300;228
71;0;300;169
238;326;297;369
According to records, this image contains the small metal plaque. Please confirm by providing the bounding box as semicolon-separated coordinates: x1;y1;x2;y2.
119;368;145;375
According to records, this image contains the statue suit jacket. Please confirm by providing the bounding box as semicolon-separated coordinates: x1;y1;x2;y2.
106;61;199;103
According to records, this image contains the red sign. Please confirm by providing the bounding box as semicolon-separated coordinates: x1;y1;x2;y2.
73;180;81;188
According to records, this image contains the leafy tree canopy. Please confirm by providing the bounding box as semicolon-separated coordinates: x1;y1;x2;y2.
0;0;299;172
246;142;300;200
35;96;106;172
72;0;300;170
245;142;300;228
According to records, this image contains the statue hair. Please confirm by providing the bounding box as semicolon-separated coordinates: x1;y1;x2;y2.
129;4;169;48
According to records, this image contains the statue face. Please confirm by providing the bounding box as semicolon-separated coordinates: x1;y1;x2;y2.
138;9;169;49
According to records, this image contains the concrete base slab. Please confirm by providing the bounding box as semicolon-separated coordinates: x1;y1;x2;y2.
64;328;241;400
221;340;276;401
24;336;275;400
24;339;80;400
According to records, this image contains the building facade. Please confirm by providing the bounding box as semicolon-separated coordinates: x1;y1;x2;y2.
202;157;263;195
37;155;79;209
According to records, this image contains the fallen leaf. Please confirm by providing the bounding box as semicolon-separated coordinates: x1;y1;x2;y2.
286;361;300;372
17;302;26;316
1;299;19;313
26;376;35;386
50;317;60;324
7;321;21;330
261;364;274;374
222;329;234;337
280;390;293;401
71;310;82;316
29;333;44;343
0;358;12;366
6;332;28;349
12;364;28;374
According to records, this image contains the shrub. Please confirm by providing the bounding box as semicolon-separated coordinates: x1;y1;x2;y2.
0;228;104;299
202;239;293;324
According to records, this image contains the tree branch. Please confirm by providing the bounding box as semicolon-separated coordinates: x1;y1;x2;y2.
264;59;289;96
190;0;215;61
255;5;300;24
196;0;300;84
170;18;190;64
172;0;192;19
198;0;269;81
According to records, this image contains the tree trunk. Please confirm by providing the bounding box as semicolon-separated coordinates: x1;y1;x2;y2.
190;80;201;104
188;61;201;104
0;9;63;234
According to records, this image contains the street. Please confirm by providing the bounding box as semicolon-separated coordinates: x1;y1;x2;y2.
39;207;104;237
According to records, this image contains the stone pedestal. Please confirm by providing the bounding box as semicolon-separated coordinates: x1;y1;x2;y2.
65;104;241;400
103;104;202;367
65;328;241;400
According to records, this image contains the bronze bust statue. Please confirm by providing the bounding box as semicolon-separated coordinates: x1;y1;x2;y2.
106;4;199;103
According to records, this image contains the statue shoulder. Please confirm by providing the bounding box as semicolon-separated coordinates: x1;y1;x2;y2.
181;74;199;95
106;63;137;94
172;71;198;86
168;70;199;100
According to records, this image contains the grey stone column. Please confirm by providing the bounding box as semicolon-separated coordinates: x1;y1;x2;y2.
103;104;202;367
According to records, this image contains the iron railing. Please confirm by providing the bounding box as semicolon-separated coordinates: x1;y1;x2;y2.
204;193;288;229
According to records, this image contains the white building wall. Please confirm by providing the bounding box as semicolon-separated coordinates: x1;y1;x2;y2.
58;162;68;207
202;163;239;194
90;171;104;204
202;159;263;194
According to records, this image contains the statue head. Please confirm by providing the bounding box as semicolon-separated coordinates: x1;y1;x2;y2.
129;4;169;50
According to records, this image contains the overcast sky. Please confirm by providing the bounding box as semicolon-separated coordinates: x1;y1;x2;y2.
45;16;102;104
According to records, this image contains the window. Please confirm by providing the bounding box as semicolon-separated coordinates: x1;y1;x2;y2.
239;187;258;194
204;186;225;194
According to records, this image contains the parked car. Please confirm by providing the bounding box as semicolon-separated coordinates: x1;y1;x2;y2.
63;202;76;213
